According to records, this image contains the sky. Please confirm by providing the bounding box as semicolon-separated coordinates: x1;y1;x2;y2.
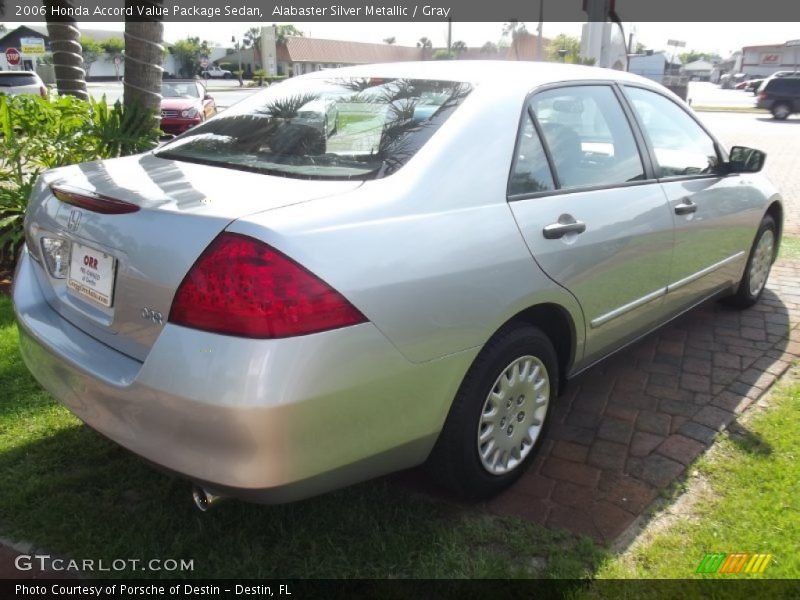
12;21;800;57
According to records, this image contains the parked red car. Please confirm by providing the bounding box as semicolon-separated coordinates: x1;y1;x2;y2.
160;80;217;135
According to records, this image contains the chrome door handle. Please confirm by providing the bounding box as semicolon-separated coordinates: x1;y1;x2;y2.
543;217;586;239
674;199;698;215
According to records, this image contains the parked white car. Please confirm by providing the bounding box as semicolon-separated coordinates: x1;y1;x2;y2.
0;71;47;97
201;65;233;79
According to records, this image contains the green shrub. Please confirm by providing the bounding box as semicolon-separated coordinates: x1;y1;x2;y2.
253;69;267;86
0;94;160;264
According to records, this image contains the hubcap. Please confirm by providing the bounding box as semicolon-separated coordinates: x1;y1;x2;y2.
748;229;774;297
477;355;550;476
774;105;790;119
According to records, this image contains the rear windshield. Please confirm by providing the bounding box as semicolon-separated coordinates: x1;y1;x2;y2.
155;77;472;180
0;73;38;87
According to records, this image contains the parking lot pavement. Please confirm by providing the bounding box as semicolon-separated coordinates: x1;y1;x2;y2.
687;81;759;109
484;258;800;544
698;111;800;234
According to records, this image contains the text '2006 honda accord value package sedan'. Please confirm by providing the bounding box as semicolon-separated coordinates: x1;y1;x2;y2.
13;62;782;509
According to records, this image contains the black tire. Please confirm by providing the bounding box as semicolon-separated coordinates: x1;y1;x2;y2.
771;103;791;120
426;325;558;500
724;215;777;309
223;73;232;80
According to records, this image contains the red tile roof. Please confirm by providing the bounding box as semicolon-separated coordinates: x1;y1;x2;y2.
278;37;423;64
277;34;550;65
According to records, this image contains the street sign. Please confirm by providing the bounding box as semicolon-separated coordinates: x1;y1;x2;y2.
5;47;21;66
667;39;686;47
114;56;121;65
200;57;209;69
20;37;45;55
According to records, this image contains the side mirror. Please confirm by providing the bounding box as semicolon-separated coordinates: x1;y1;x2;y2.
727;146;766;173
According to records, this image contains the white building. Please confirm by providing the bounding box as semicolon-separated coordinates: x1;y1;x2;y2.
628;51;669;83
682;59;715;81
741;42;800;77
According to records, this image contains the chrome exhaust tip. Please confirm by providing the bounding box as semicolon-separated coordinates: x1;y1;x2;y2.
192;485;224;512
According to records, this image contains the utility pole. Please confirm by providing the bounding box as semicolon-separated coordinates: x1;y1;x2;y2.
447;18;452;53
536;0;544;60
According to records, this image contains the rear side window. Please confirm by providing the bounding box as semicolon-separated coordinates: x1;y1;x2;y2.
508;115;555;196
624;86;719;178
767;78;800;94
531;85;645;190
0;73;38;87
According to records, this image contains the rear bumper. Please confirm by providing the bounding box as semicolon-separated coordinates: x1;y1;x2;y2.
756;97;773;110
13;249;475;502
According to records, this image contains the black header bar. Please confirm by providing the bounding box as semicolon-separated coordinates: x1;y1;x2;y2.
2;0;800;22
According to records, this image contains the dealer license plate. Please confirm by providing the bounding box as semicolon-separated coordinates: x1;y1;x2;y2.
67;242;117;308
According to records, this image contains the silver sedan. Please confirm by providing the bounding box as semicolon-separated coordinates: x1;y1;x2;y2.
14;62;782;508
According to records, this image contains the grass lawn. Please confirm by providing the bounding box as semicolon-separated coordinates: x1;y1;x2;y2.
596;374;800;580
0;296;601;579
779;235;800;261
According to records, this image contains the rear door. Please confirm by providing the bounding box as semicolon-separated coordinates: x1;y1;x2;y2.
621;85;756;312
507;83;675;365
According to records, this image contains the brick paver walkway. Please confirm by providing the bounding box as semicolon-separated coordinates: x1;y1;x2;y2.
487;258;800;544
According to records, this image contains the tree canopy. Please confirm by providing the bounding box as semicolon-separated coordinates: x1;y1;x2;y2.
547;34;582;63
80;37;104;75
276;25;303;45
171;36;212;76
679;50;716;64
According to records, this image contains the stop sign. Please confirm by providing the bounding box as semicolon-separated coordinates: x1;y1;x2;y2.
5;47;21;66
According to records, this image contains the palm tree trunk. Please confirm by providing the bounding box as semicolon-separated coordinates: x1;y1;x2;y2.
123;0;164;125
43;1;88;100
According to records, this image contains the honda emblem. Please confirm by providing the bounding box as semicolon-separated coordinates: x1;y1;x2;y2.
67;209;82;232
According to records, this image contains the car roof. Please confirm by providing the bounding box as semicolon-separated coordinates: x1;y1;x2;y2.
0;71;40;77
300;60;660;95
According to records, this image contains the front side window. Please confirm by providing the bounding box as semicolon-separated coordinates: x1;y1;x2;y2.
155;77;471;180
508;115;555;196
531;85;645;189
624;86;719;178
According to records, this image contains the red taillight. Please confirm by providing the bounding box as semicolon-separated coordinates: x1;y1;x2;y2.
39;85;47;98
758;92;767;100
52;185;140;214
169;233;367;338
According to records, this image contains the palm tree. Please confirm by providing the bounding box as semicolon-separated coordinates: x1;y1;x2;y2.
451;41;468;55
503;21;529;60
417;36;432;60
123;1;165;126
243;27;262;68
43;0;88;99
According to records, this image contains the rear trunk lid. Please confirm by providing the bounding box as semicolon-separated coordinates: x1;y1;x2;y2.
26;153;362;361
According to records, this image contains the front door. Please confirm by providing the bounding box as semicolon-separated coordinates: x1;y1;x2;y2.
507;84;675;367
621;85;754;311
